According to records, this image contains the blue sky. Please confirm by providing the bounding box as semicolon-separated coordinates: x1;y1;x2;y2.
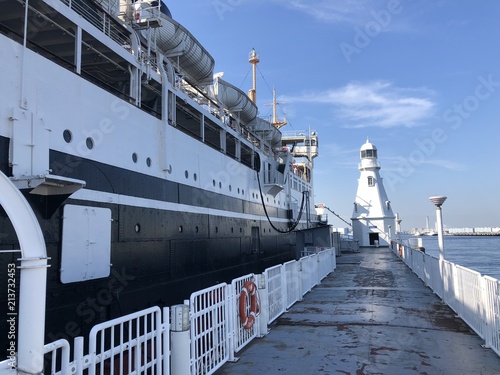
168;1;500;230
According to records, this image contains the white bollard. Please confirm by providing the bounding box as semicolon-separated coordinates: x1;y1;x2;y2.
170;304;191;375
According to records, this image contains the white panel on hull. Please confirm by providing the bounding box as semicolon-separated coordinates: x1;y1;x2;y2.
60;205;112;283
10;107;50;178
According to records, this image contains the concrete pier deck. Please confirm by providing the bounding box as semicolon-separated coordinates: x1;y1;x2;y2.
217;248;500;375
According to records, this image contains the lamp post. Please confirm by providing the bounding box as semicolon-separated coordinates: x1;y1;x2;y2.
429;196;447;261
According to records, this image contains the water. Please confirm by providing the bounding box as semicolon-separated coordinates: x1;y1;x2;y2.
400;234;500;280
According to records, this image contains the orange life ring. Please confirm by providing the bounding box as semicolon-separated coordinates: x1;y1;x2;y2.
239;281;259;330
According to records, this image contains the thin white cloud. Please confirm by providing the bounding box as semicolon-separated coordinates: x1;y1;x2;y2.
423;159;467;171
282;81;436;128
285;0;372;24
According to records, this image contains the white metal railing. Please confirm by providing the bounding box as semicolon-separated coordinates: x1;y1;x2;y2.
265;264;286;324
230;274;258;354
284;260;300;309
391;240;500;358
87;306;166;375
7;248;335;375
190;283;229;375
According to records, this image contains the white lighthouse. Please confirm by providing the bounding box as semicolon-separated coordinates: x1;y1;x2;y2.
351;140;395;247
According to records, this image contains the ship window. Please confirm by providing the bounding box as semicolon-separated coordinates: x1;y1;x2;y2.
135;224;141;233
175;98;202;139
368;176;374;186
63;130;72;143
146;157;152;167
185;170;189;179
178;225;183;233
240;144;252;168
86;137;94;150
132;153;138;163
204;118;222;151
226;133;237;159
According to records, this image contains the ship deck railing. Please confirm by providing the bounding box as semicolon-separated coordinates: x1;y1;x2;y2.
4;241;500;373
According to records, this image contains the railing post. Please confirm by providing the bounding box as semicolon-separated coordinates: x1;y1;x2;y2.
480;277;492;349
256;273;269;337
170;303;191;375
162;307;170;375
74;337;84;375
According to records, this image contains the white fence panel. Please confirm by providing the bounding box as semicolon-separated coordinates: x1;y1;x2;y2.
190;283;230;375
455;266;485;339
412;250;425;281
265;264;286;324
300;255;317;296
231;274;258;353
88;306;165;375
317;249;333;281
442;260;460;314
483;276;500;356
284;260;300;309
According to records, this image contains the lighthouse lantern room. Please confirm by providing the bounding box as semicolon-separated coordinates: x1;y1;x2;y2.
351;140;395;247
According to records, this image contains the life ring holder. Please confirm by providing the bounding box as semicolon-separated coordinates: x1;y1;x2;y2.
238;281;260;330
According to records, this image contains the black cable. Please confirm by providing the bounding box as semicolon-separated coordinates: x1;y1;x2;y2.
256;170;306;233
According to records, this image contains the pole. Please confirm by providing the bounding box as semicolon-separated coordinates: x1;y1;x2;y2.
429;196;447;261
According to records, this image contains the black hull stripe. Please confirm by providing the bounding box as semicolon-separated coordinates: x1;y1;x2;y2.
49;149;290;219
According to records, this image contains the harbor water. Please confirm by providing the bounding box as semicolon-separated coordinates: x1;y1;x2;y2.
400;234;500;279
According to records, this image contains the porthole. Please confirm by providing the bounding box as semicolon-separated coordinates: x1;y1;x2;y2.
178;225;183;233
132;153;138;163
63;130;72;143
134;223;141;233
86;137;94;150
185;170;189;179
146;157;152;167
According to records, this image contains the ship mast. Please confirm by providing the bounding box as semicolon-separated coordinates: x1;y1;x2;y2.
248;48;259;104
269;87;287;129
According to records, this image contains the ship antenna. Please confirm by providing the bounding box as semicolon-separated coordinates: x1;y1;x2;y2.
248;48;260;104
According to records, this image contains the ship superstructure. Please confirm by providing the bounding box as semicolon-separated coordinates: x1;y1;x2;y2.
0;0;322;344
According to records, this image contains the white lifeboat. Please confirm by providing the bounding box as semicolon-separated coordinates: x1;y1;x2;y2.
142;11;215;87
209;77;258;124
